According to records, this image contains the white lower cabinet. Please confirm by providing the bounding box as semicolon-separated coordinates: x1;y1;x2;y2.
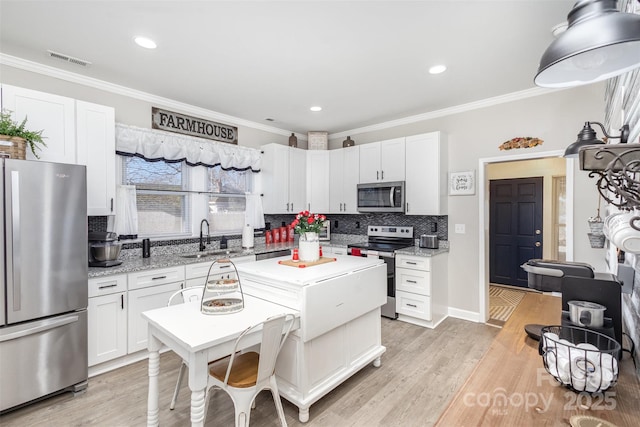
396;253;448;328
88;275;127;367
127;266;185;353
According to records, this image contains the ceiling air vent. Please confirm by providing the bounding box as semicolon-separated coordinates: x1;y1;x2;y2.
47;50;92;67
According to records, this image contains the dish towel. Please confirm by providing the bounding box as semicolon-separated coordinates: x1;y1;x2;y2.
114;185;139;239
245;192;265;230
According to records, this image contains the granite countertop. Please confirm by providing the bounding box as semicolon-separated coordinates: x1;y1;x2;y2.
395;245;449;257
88;235;369;278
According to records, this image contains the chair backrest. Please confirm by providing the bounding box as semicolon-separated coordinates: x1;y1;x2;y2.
224;313;295;386
167;286;204;306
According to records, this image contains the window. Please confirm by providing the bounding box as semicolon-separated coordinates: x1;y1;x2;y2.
122;157;190;237
207;168;252;234
552;176;567;261
120;155;255;238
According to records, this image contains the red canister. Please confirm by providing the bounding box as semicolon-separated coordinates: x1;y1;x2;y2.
288;225;295;242
274;228;281;243
265;230;273;244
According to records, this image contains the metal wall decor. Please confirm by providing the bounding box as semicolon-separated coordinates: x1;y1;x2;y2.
151;107;238;144
498;137;543;151
580;143;640;231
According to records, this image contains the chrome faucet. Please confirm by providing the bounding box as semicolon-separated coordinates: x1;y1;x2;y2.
199;219;210;251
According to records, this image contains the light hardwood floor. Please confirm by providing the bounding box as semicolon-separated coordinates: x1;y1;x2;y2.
0;317;498;427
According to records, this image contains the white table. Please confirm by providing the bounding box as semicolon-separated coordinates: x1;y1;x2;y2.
142;294;299;427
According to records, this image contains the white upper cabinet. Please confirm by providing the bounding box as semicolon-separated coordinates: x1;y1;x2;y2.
405;131;448;215
261;143;307;214
76;101;116;216
1;85;117;215
1;84;76;164
359;137;405;183
329;146;359;214
306;150;330;213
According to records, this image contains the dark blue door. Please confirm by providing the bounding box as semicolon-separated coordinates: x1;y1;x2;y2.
490;177;543;287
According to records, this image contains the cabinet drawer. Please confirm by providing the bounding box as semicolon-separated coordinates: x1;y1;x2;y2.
329;247;347;256
396;254;431;271
88;274;127;298
396;268;431;296
396;291;431;321
185;261;215;280
128;267;185;290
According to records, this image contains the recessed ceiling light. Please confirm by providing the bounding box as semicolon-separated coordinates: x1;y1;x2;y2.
134;36;157;49
428;65;447;75
310;106;322;112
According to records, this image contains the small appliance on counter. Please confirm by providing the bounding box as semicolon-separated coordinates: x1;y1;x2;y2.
419;234;438;249
88;231;123;267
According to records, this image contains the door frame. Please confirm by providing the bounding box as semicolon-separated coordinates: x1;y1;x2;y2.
477;150;574;322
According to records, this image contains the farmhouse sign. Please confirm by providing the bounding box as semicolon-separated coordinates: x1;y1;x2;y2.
152;107;238;144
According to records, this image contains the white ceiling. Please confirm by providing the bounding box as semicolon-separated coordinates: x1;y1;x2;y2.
0;0;575;136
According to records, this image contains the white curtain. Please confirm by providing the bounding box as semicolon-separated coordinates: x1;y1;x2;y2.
115;123;261;171
244;193;265;230
113;185;139;239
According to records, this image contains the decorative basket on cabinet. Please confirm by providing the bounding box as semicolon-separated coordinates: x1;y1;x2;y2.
0;109;46;159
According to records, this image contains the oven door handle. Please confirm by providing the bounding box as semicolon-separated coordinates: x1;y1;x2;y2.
389;187;395;207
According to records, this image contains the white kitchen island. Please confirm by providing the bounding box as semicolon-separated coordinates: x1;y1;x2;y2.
236;254;387;422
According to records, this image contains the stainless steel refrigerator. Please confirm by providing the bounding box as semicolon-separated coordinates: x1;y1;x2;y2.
0;159;88;412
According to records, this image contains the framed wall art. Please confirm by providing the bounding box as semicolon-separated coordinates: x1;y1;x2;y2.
449;170;476;195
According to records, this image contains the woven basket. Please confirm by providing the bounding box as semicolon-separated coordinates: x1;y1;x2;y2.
0;135;27;160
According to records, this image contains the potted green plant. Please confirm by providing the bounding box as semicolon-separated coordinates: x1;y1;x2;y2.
0;109;46;159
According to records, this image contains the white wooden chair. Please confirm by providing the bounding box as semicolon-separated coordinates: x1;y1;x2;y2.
204;313;295;427
167;285;204;410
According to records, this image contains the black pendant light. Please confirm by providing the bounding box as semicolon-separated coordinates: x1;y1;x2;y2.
535;0;640;88
564;121;630;157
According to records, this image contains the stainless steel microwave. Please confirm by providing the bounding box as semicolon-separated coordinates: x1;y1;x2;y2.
357;181;405;213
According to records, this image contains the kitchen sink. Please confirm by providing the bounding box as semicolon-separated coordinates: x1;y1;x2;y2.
180;253;216;259
179;248;244;259
206;248;244;255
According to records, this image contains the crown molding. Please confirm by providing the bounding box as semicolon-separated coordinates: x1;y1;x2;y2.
330;86;567;140
2;53;566;143
0;53;307;140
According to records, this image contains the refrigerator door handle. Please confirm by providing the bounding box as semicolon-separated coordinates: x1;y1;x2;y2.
10;170;21;311
0;314;80;343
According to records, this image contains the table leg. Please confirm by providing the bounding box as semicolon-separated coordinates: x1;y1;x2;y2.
146;335;161;427
188;351;209;426
298;407;310;423
373;356;381;368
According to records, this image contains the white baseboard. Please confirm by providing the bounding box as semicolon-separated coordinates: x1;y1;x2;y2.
448;307;482;323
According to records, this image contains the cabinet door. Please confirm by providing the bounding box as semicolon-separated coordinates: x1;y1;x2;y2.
261;144;290;214
288;147;307;214
76;101;116;216
380;137;405;182
306;150;330;213
1;84;76;163
342;146;360;213
88;292;127;366
127;282;183;353
329;149;344;213
359;142;381;183
405;132;447;215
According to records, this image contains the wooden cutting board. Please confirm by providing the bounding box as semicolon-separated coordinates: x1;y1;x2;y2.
278;257;337;268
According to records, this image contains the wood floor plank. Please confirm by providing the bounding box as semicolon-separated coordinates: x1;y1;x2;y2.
0;317;498;427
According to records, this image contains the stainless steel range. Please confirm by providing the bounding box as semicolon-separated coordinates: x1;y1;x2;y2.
347;226;414;319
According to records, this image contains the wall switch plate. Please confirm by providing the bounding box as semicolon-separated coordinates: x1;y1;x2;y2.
455;224;465;234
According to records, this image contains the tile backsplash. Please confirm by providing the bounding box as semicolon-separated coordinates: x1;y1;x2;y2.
88;213;448;244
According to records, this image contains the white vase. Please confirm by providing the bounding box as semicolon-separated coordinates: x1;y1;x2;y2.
298;232;320;262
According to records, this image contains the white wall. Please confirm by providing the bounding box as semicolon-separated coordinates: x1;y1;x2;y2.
329;84;608;314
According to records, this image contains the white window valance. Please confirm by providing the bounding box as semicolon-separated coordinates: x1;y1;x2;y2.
115;123;261;172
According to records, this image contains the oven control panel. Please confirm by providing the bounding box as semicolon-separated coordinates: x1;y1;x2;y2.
367;226;413;238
